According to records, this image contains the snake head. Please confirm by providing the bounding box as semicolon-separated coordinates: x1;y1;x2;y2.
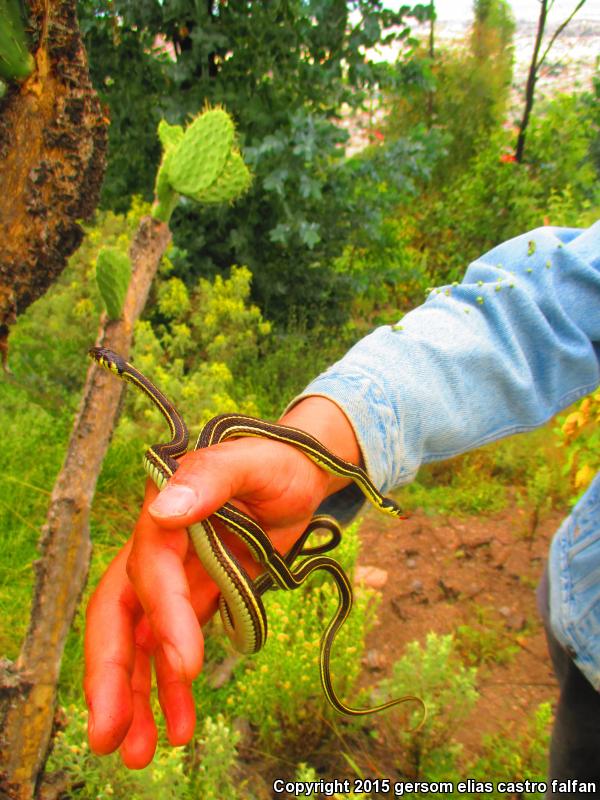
88;346;127;376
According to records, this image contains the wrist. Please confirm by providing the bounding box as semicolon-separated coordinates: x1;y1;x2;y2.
279;396;362;496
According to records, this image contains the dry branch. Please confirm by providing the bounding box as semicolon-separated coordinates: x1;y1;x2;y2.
0;217;171;800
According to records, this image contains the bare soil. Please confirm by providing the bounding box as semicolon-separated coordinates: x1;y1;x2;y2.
357;496;561;763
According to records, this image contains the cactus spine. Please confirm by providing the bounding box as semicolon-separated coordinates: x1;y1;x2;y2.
152;108;251;223
96;248;132;320
0;0;35;82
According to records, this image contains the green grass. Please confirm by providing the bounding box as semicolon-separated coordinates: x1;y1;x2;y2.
398;423;569;518
0;380;72;656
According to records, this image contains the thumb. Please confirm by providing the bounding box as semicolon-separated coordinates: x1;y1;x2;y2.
146;442;255;529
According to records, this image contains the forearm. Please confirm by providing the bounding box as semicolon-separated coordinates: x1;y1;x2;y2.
279;396;362;496
292;223;600;493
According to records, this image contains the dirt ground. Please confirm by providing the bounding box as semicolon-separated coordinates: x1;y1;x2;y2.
356;496;562;762
235;497;566;798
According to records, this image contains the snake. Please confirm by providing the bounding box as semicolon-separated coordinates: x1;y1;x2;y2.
89;346;424;720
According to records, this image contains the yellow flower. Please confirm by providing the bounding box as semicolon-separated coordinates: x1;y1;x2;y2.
562;411;585;437
575;464;595;490
580;398;591;417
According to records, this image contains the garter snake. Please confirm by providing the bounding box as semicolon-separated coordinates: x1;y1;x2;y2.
89;346;424;720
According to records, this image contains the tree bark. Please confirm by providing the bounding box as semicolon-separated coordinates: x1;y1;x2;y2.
515;0;547;163
0;217;171;800
426;0;435;128
0;0;108;364
514;0;587;163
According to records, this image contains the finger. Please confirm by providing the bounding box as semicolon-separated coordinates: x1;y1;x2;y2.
84;540;140;755
155;645;196;746
148;438;322;528
147;443;249;527
119;632;158;769
126;482;207;681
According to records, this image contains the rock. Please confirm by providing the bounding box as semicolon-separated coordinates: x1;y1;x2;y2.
206;654;240;688
354;565;388;589
363;648;388;671
390;596;408;620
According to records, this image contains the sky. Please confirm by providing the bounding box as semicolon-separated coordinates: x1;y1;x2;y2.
384;0;600;22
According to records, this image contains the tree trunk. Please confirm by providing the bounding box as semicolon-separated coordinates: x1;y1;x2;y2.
0;0;107;365
515;0;548;163
0;217;171;800
426;0;435;128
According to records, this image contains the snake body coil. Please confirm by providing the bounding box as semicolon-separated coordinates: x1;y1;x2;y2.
90;346;424;719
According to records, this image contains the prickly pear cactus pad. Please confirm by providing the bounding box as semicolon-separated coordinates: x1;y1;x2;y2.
157;119;184;152
0;0;35;82
151;108;251;223
96;247;132;320
189;149;251;205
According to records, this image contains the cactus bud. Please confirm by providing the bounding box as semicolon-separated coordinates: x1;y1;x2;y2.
96;247;131;320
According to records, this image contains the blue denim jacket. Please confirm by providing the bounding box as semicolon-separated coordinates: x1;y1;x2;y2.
296;221;600;687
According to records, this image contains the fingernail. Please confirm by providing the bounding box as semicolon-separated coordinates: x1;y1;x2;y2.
150;484;197;518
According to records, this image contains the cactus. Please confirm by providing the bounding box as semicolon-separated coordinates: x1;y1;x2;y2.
189;149;252;205
152;107;251;223
167;108;234;197
157;119;184;152
96;247;131;320
0;0;35;82
153;158;179;223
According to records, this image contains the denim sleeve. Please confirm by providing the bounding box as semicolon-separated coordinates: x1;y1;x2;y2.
292;222;600;493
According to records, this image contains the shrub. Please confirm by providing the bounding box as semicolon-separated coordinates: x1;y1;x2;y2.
466;703;552;797
195;521;376;751
378;633;478;780
556;391;600;504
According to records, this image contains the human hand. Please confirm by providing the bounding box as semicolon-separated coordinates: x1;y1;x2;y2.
84;397;360;768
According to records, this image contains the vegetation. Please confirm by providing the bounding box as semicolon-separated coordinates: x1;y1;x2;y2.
0;0;34;82
1;0;599;794
557;390;600;502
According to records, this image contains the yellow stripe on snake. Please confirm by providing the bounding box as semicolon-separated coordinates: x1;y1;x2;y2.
89;346;425;721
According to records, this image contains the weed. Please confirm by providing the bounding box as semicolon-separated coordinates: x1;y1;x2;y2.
466;702;553;798
378;633;478;780
454;604;520;667
205;521;375;750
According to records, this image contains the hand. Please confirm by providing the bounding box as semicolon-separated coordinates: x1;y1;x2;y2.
84;397;360;768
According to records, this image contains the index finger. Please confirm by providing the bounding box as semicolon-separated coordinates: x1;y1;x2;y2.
125;481;213;681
